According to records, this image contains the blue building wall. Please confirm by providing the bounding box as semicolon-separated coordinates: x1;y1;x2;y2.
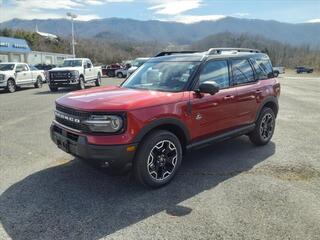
0;36;31;53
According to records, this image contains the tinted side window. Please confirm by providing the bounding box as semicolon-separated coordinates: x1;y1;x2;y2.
232;59;255;85
199;60;229;89
16;64;24;72
251;56;273;80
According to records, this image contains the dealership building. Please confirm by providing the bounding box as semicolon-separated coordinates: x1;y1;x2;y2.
0;36;72;65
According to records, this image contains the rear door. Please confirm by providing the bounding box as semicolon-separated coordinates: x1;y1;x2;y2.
231;59;262;126
23;64;33;83
190;60;238;140
84;60;94;80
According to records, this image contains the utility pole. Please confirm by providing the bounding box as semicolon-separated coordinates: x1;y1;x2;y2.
67;12;77;58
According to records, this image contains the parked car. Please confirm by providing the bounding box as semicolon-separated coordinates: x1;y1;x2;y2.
115;64;132;78
127;58;150;76
273;67;285;77
102;63;122;77
34;63;56;71
50;48;280;188
34;64;56;82
48;58;102;92
296;66;314;74
0;62;45;93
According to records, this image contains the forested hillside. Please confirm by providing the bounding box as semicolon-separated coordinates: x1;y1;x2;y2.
1;29;319;70
191;32;320;70
0;28;164;64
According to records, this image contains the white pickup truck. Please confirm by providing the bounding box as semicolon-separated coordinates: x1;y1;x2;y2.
0;62;45;93
48;58;102;92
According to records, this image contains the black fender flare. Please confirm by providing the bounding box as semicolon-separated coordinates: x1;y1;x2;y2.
133;117;191;144
255;96;279;121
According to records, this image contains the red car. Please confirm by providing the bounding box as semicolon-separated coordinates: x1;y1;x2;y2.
50;48;280;188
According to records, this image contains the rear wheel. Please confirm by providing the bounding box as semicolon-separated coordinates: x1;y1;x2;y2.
133;130;182;188
95;73;101;86
78;76;85;90
273;71;279;77
7;79;16;93
117;72;124;78
34;76;43;88
249;107;275;146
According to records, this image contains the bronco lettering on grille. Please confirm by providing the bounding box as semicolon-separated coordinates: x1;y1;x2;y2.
54;110;81;123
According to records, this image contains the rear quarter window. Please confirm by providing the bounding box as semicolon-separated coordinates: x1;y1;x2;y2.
251;56;273;80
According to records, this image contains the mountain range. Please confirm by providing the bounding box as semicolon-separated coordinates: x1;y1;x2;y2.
1;17;320;47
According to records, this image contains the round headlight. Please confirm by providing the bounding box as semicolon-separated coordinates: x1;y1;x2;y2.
84;115;124;133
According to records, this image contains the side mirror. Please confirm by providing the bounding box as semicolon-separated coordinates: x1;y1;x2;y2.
198;81;220;95
15;69;21;73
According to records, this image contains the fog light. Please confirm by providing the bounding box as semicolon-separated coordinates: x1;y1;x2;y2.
126;146;136;152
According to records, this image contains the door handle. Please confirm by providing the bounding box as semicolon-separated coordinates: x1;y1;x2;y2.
223;95;234;100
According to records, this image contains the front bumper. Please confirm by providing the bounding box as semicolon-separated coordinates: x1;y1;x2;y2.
50;123;137;169
0;81;7;88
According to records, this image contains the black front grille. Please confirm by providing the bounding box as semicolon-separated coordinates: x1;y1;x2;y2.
56;104;90;118
50;71;71;80
55;104;90;132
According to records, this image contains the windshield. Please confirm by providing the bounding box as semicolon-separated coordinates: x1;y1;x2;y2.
62;60;82;67
132;59;147;67
122;61;199;92
0;64;15;71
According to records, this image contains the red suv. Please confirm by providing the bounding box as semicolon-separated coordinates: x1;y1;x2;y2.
50;48;280;188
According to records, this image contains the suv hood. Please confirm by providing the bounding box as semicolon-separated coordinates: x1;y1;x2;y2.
56;86;185;111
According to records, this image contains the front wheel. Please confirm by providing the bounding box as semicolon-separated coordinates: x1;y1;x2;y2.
7;79;16;93
249;107;275;146
78;76;85;90
133;130;182;188
34;76;43;88
49;85;58;92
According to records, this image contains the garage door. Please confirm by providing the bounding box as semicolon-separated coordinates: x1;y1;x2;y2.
0;54;9;62
11;54;21;62
45;56;53;64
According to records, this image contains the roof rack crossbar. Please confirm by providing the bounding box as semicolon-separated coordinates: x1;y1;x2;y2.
155;51;200;57
207;48;261;55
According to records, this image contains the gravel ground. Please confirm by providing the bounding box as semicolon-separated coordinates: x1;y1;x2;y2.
0;75;320;240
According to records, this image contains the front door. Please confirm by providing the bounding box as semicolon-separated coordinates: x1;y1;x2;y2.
190;60;238;140
15;64;28;84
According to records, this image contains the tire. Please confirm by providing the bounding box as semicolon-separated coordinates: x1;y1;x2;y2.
78;76;85;90
133;130;182;188
117;72;124;78
49;85;58;92
273;71;279;77
249;107;275;146
34;76;43;88
95;73;101;86
6;79;16;93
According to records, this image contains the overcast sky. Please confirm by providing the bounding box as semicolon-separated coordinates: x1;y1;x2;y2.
0;0;319;23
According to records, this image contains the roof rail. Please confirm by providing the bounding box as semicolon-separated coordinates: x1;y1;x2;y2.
155;51;200;57
207;48;261;55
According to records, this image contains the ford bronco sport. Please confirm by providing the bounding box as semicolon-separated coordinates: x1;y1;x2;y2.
50;48;280;188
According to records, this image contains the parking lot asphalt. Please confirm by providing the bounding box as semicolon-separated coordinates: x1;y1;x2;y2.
0;75;320;240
